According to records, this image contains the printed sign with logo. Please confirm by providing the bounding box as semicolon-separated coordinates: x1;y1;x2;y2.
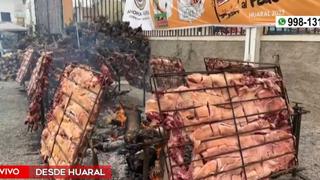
147;0;320;29
123;0;154;30
149;0;171;28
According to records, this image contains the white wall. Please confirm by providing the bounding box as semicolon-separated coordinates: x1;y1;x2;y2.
0;0;26;24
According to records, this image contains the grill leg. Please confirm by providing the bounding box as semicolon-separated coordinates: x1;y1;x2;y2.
143;147;150;180
41;98;45;127
292;103;305;178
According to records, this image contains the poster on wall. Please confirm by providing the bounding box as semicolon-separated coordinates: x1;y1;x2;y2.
149;0;320;29
122;0;154;30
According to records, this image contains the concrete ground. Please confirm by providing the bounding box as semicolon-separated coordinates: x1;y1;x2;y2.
0;81;42;165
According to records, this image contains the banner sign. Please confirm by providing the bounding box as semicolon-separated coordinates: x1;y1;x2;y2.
0;165;112;179
123;0;154;30
147;0;320;29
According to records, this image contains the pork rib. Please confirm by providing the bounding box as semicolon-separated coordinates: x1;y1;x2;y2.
40;64;112;166
146;70;294;180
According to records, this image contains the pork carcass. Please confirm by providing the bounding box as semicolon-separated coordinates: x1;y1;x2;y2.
25;52;53;131
16;48;38;85
146;69;295;180
40;64;112;166
194;133;294;179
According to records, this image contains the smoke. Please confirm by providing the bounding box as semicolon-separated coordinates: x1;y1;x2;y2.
19;17;151;106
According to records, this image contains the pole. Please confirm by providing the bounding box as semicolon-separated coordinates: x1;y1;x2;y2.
75;22;81;49
244;27;262;62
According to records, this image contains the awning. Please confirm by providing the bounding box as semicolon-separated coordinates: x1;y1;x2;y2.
0;22;27;32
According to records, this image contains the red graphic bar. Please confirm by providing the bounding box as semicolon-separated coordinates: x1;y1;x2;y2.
0;165;112;179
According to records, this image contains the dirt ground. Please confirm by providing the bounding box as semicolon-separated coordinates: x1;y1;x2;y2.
0;81;42;165
0;81;318;180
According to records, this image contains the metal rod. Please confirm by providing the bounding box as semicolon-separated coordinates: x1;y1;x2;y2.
63;110;85;131
204;57;277;68
163;108;288;131
60;91;92;113
93;0;96;21
90;0;93;21
72;86;103;165
197;151;295;180
120;0;123;17
53;139;74;163
143;57;147;107
152;75;173;179
259;166;305;180
77;82;106;165
292;103;303;158
49;93;73;158
62;76;98;95
75;21;81;48
151;80;282;95
160;95;281;113
170;136;293;168
222;71;247;180
168;125;271;150
86;0;89;20
104;0;107;18
100;0;103;18
151;67;279;78
112;0;115;22
116;0;119;21
143;147;150;180
40;98;46;128
108;0;111;22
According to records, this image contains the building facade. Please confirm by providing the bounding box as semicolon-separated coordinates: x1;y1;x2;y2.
0;0;26;25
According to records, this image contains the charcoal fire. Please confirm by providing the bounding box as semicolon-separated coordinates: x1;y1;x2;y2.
146;61;296;180
125;127;164;180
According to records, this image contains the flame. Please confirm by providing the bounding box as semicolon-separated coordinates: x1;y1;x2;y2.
150;147;163;180
151;176;161;180
115;105;127;127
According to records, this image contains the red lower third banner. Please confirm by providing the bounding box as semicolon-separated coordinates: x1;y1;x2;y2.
0;165;112;179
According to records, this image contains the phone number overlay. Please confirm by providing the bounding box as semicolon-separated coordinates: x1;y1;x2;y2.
276;16;320;28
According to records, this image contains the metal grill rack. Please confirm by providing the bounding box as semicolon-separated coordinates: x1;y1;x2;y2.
150;61;308;180
204;57;277;71
43;63;109;165
150;56;185;91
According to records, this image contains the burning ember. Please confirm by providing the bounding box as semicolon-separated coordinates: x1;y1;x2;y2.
115;105;127;127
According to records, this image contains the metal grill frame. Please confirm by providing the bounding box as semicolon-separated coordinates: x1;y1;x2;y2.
44;63;109;165
150;56;186;91
150;62;299;180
